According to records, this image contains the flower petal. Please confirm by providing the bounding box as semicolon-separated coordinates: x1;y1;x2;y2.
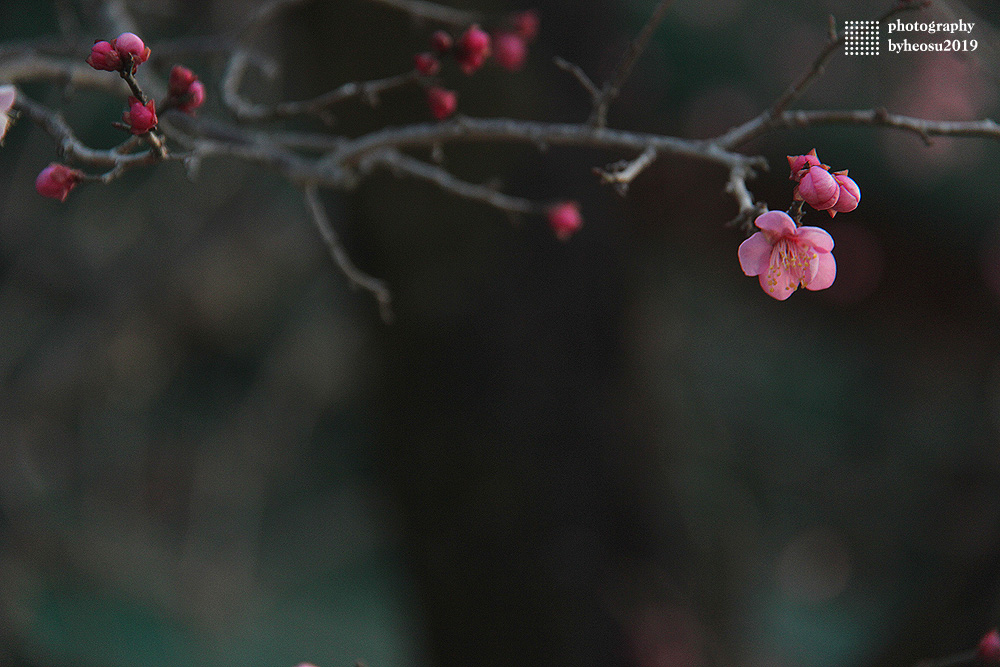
738;232;773;276
795;225;834;252
759;270;795;300
754;210;796;236
806;252;836;291
0;85;15;113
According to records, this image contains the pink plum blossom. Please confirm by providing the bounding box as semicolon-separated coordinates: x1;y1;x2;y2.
738;210;836;300
169;66;205;113
493;32;528;71
123;97;157;134
979;629;1000;664
795;165;840;211
114;32;150;70
86;40;121;71
828;170;860;216
547;201;583;241
0;84;15;144
426;87;457;120
456;25;491;74
512;10;540;42
35;163;83;201
413;52;440;76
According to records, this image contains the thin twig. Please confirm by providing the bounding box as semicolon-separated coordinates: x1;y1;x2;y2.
554;56;601;99
15;93;169;171
719;0;929;148
361;148;540;215
593;146;657;196
725;165;765;233
302;182;394;322
590;0;676;128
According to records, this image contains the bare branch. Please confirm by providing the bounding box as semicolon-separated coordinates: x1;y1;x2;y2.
593;146;657;196
773;108;1000;141
554;56;601;99
362;0;482;27
226;64;421;122
302;183;394;322
14;93;169;172
361;148;540;215
590;0;676;128
331;117;762;172
724;165;766;233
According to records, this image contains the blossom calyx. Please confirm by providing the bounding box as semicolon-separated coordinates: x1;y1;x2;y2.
795;165;840;211
547;201;583;241
738;210;836;300
426;87;457;120
787;148;822;181
456;25;491;75
86;40;121;71
35;163;84;202
123;97;157;134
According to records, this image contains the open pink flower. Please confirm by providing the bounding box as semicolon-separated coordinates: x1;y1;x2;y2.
738;210;836;300
0;84;15;144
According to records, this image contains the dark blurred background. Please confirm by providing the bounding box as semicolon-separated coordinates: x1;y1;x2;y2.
2;1;1000;666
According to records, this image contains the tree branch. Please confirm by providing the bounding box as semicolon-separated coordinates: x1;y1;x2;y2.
360;148;540;215
590;0;676;128
303;183;394;322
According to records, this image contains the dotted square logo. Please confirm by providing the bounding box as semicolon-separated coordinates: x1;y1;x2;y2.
844;20;880;55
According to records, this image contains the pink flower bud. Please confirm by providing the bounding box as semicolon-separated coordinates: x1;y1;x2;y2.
456;25;491;75
493;32;527;71
35;163;83;202
413;52;440;76
787;148;821;181
113;32;150;68
512;10;540;42
979;629;1000;664
547;201;582;241
430;30;453;55
179;80;205;113
123;97;157;134
795;165;840;211
828;170;860;216
86;40;121;71
168;65;198;96
426;86;457;120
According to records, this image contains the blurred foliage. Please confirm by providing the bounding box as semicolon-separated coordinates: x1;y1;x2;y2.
3;1;1000;667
